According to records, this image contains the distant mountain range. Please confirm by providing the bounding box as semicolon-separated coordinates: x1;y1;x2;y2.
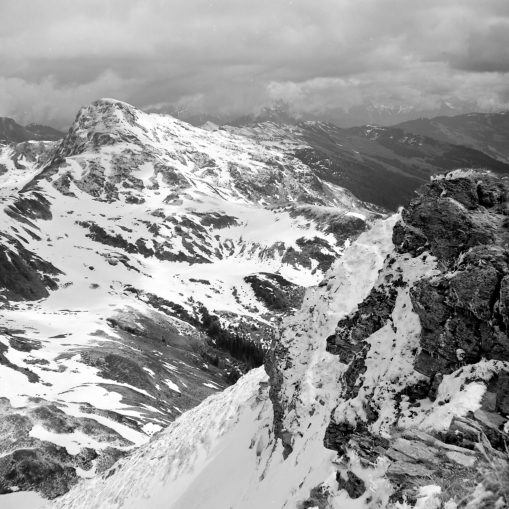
395;111;509;164
145;97;499;129
4;103;508;212
0;117;66;143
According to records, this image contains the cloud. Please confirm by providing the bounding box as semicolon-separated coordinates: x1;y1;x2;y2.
0;0;508;127
0;72;141;128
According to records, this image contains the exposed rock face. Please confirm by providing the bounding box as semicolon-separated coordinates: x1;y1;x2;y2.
0;234;62;301
269;170;509;504
395;171;509;384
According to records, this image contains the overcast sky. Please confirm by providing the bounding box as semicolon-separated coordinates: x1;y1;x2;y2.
1;0;508;128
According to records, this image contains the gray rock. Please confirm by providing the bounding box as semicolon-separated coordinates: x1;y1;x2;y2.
480;391;497;412
401;429;477;456
392;220;428;257
336;470;365;499
473;409;507;430
385;448;416;463
388;461;435;477
496;370;509;415
391;438;438;463
446;451;476;467
402;197;494;262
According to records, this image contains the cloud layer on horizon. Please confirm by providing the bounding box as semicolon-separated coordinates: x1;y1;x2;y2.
1;0;508;128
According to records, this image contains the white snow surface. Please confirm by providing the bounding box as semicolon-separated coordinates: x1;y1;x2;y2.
1;490;47;509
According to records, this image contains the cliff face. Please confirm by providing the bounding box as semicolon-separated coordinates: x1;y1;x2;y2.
321;170;509;503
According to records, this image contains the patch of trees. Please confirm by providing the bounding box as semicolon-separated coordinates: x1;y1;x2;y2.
244;274;290;311
200;307;265;369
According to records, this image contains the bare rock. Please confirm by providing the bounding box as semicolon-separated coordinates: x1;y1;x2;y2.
336;470;365;499
388;461;435;477
402;197;494;262
446;451;476;467
391;438;438;463
392;220;428;257
496;370;509;414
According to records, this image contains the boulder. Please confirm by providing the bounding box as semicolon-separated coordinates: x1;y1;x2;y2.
391;438;438;463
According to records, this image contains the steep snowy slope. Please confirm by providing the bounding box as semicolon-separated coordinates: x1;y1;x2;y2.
0;99;383;498
48;170;509;509
47;217;398;509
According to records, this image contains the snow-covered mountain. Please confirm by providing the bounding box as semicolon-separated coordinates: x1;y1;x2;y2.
0;99;384;499
45;169;509;509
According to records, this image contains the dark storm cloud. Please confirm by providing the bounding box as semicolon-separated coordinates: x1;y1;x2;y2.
0;0;508;128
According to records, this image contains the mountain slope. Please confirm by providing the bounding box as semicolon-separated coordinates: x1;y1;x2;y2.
0;99;383;498
47;170;509;509
25;124;67;142
395;111;509;164
225;121;509;210
46;217;399;509
0;118;65;143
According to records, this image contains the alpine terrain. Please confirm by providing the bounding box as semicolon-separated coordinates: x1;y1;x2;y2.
43;169;509;509
0;99;384;501
0;99;508;509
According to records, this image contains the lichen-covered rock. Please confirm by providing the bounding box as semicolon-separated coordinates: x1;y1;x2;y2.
402;197;495;262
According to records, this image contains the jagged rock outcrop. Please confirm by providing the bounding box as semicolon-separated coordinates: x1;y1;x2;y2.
0;234;62;301
395;171;509;385
318;170;509;504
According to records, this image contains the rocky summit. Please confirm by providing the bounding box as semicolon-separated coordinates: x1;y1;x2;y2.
36;169;508;509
